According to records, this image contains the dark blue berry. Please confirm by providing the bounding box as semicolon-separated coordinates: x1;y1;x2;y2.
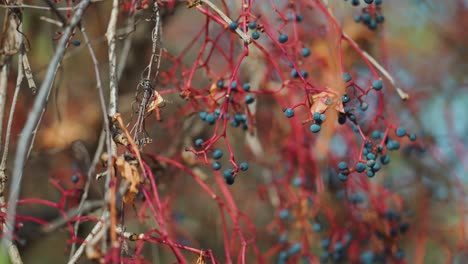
240;114;248;122
72;40;81;46
248;21;256;29
285;108;295;118
212;149;223;159
360;102;368;111
319;114;326;122
380;155;390;164
364;0;373;4
278;251;288;261
333;242;344;252
225;176;235;185
338;173;348;181
396;127;406;137
212;161;222;170
231;81;237;89
279;209;289;219
372;130;382;139
376;14;385;23
362;13;372;24
312;222;321;232
245;94;255;104
321;238;331;248
199;111;207;120
278;34;289;43
352;125;359;133
372;80;383;90
230;119;239;127
342;72;352;82
313;112;321;121
217;80;224;88
377;145;384;152
354;15;362;23
366;169;375;177
352;0;360;6
372;163;381;172
205;114;216;124
310;124;321;133
338;113;347;124
292;177;302;186
234;113;244;122
360;251;374;264
71;175;79;183
287;243;302;255
365;142;373;149
291;69;299;78
242;83;251;91
223;169;235;184
252;31;260;40
368;20;377;30
356;162;366;172
229;21;238;30
239;162;248;171
387;140;400;150
363;148;369;156
342;94;350;103
338;161;348;170
366;153;376;160
409;133;417;141
302;47;311;57
195;138;204;147
394;249;405;260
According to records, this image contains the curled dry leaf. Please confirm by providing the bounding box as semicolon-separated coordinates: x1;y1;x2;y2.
310;91;345;115
0;11;21;64
115;155;140;204
145;90;165;114
100;152;109;164
113;131;129;146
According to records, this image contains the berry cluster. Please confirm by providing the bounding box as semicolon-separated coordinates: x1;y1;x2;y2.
348;0;385;30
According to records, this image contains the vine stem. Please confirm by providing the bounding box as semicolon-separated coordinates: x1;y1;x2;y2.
68;23;112;258
0;66;8;149
342;33;410;100
0;0;25;261
106;0;119;117
0;52;24;264
67;214;107;264
317;0;409;101
361;50;410;100
2;0;91;251
198;0;251;44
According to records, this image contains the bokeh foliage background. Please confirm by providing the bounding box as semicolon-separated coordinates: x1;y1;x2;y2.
0;0;466;263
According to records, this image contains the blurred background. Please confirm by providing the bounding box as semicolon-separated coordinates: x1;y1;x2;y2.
0;0;467;263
